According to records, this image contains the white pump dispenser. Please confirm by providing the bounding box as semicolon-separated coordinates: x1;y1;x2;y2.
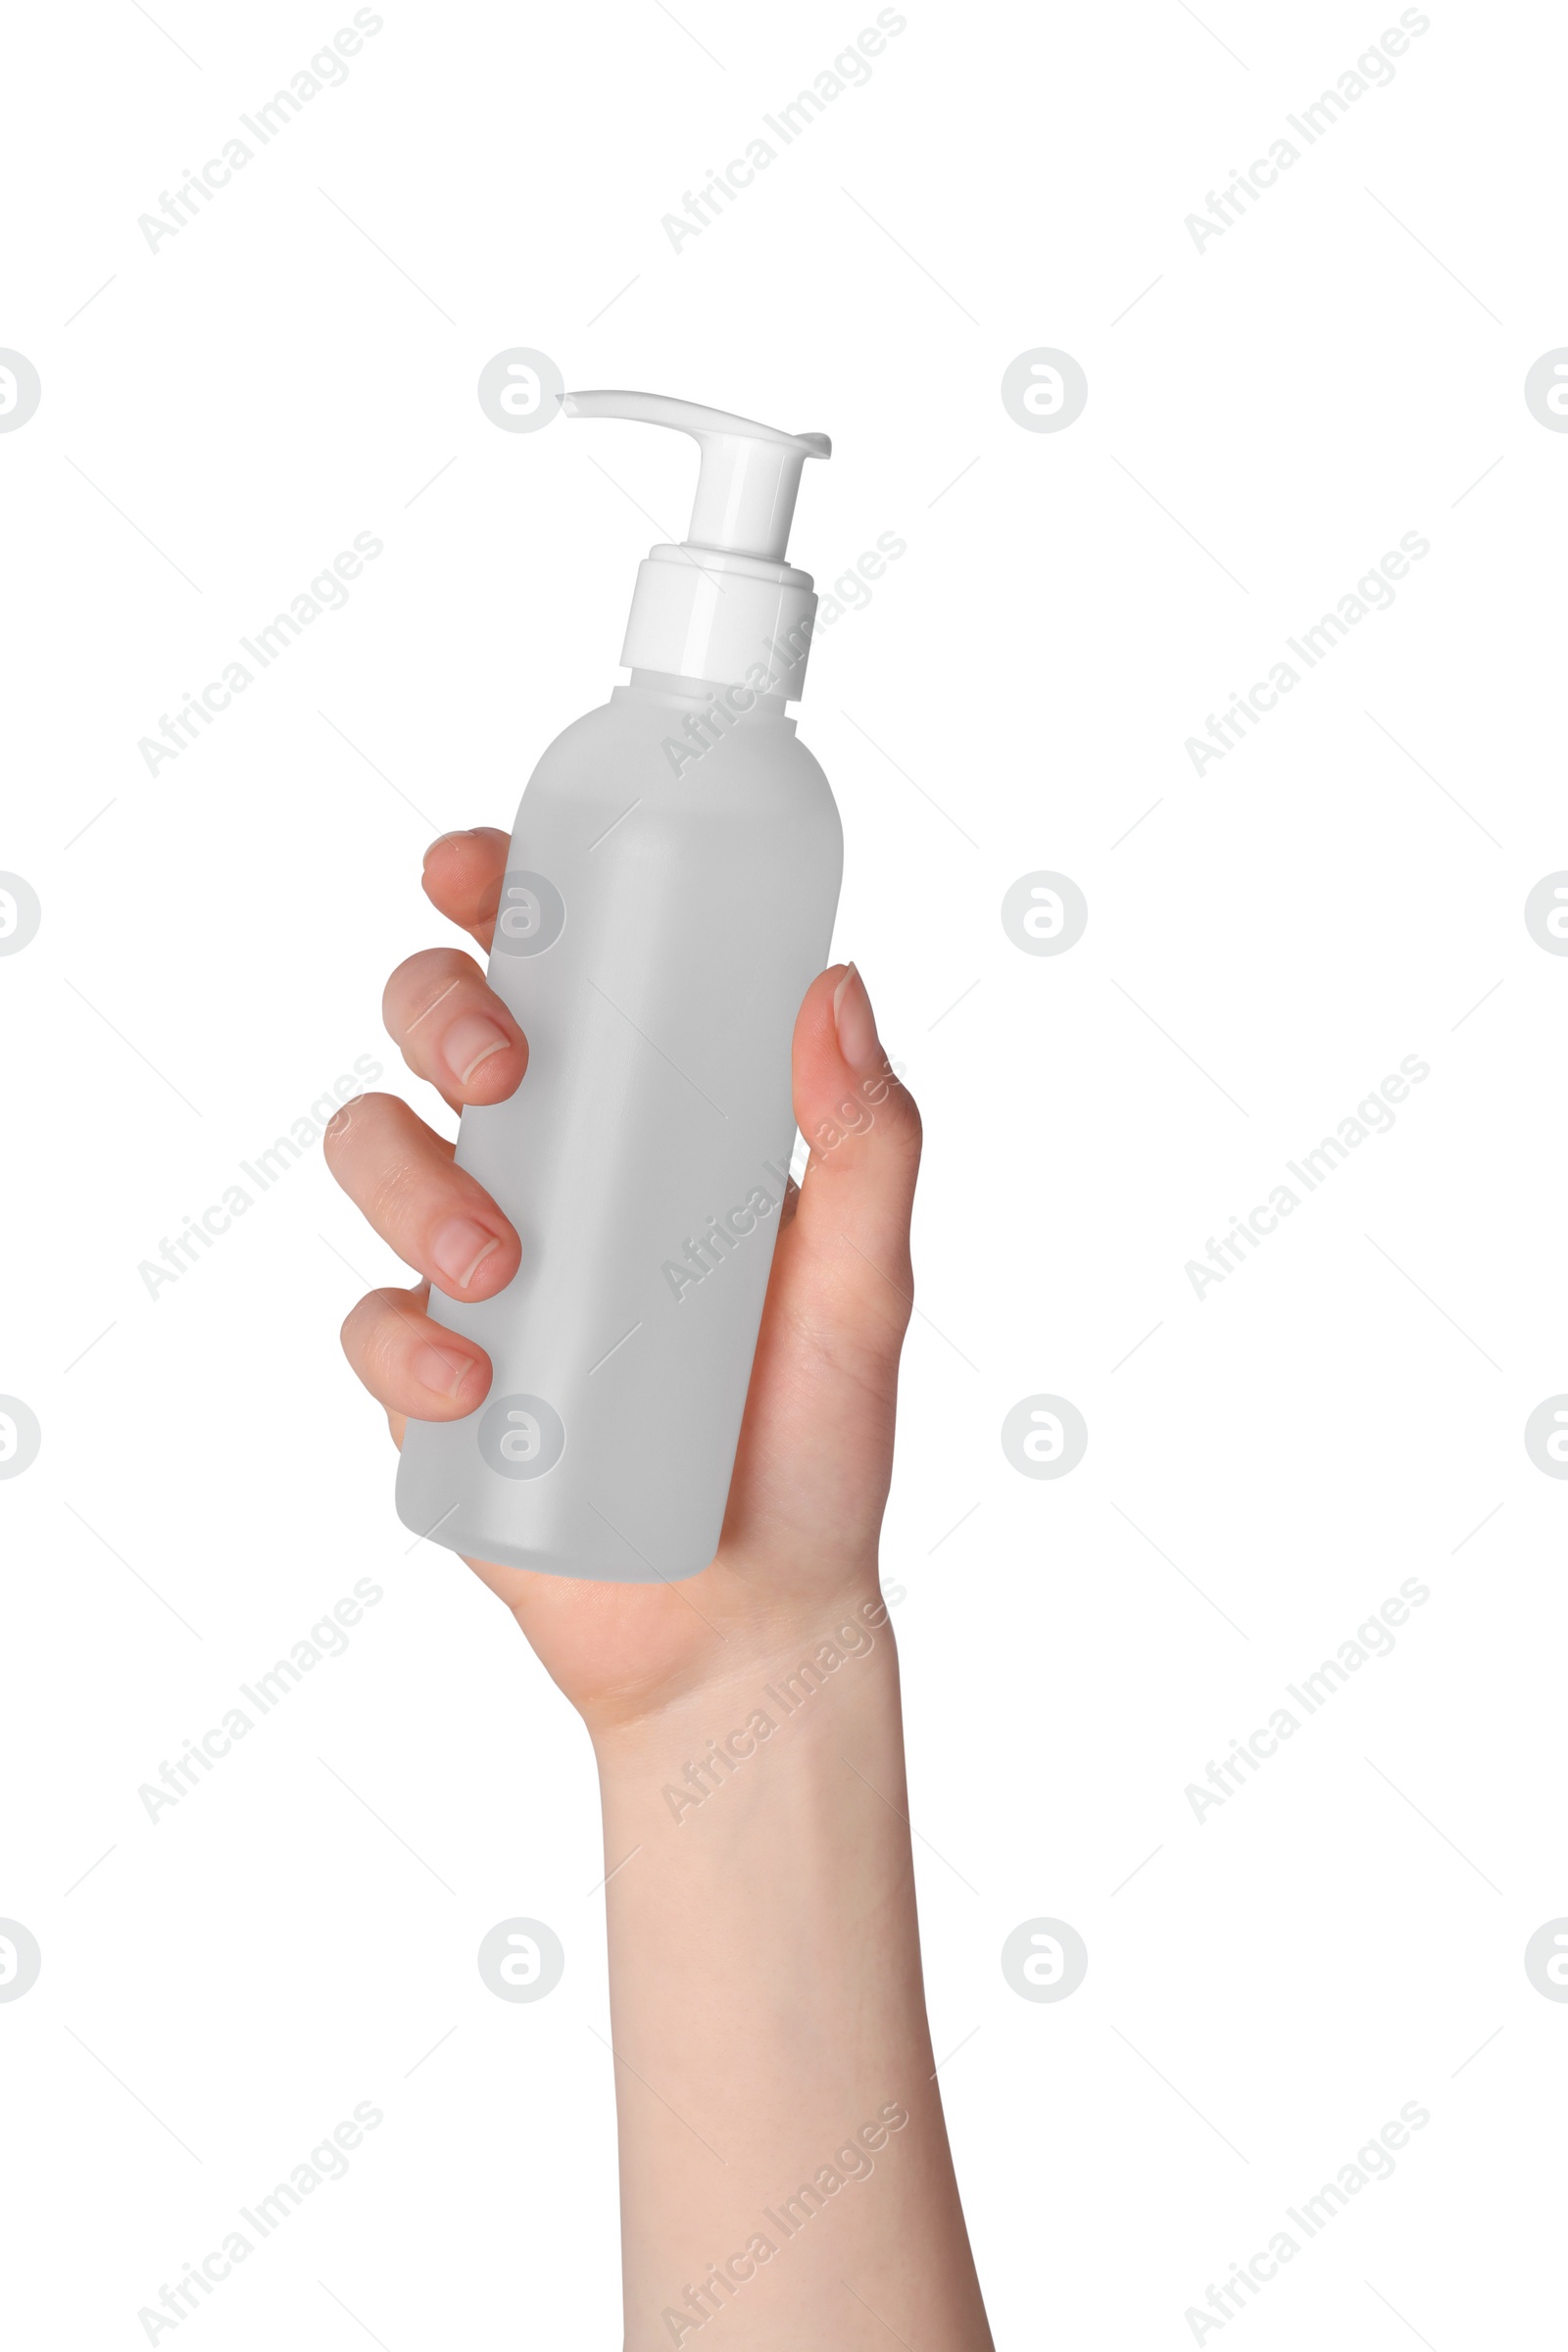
395;391;844;1583
560;391;831;701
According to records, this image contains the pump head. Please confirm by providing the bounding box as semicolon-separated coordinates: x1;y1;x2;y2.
560;390;831;702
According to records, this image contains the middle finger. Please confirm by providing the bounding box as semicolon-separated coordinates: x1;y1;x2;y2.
384;946;528;1108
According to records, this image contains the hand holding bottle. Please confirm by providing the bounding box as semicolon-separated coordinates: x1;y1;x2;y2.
325;820;921;1735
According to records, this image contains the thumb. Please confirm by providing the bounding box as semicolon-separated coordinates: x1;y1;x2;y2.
718;963;922;1577
784;961;923;1385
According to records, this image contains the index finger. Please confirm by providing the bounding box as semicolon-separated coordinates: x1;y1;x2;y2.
421;827;511;954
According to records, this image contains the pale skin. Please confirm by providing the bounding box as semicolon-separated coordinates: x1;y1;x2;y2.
326;825;994;2349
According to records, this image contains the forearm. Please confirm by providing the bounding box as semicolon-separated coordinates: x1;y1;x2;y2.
593;1599;993;2350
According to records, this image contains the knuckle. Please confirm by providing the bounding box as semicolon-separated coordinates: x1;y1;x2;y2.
383;949;478;1040
339;1291;377;1359
366;1150;428;1229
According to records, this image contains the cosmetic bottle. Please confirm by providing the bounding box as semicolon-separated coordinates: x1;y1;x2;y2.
396;391;842;1581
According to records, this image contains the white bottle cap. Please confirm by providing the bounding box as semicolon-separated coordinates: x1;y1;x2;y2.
560;391;830;700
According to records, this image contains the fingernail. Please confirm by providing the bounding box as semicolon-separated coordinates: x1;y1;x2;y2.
430;1217;501;1292
833;962;881;1072
415;1343;476;1401
444;1013;512;1086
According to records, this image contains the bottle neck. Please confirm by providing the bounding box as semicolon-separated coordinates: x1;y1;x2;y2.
618;668;795;724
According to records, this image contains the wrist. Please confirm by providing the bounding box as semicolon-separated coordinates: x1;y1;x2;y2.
590;1589;905;1839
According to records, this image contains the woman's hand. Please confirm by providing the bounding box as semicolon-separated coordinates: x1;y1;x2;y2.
328;825;992;2348
325;823;923;1739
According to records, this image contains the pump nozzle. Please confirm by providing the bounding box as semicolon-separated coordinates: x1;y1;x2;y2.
559;389;831;700
561;391;829;563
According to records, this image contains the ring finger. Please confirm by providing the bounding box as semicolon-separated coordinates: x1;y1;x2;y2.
324;1092;520;1301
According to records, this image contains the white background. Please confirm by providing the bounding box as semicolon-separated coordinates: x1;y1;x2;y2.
2;0;1564;2343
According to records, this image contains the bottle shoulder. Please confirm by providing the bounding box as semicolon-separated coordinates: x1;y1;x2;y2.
524;691;837;808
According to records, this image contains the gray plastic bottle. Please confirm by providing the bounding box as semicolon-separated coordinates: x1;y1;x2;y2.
396;392;842;1582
